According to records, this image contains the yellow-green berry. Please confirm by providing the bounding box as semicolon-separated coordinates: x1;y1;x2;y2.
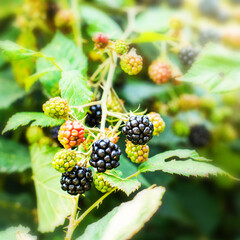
172;120;190;137
120;49;143;75
114;40;129;55
43;97;70;119
52;149;77;173
147;112;165;135
93;173;112;193
126;140;149;164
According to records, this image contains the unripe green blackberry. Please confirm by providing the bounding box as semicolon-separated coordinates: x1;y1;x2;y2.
120;49;143;75
52;149;77;173
148;61;172;85
43;97;69;119
172;120;190;137
147;112;165;136
58;120;85;149
93;173;112;193
126;140;149;164
114;40;129;55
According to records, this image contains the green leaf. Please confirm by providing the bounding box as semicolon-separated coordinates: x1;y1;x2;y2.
0;40;43;60
78;186;165;240
0;225;36;240
101;172;141;196
30;145;73;232
80;5;123;39
138;149;227;177
2;112;64;134
60;70;93;119
36;32;87;96
0;72;26;109
0;137;31;173
183;43;240;93
132;32;175;43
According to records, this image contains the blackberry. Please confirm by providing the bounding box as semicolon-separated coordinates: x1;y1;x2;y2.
172;120;190;137
189;125;210;147
92;33;109;49
199;29;220;46
85;105;102;127
167;0;183;8
60;165;93;195
114;40;129;55
93;173;112;193
89;139;121;172
199;0;219;18
179;46;199;66
122;115;154;145
147;112;165;136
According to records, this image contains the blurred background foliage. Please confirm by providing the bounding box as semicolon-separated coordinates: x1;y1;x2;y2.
0;0;240;239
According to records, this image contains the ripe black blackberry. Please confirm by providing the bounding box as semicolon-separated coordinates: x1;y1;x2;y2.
189;125;211;148
199;0;219;18
122;115;154;145
167;0;183;8
90;139;121;172
85;105;102;127
179;47;199;66
199;29;220;46
60;165;93;195
51;126;62;146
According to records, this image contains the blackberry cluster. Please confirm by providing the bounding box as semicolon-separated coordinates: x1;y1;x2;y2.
179;47;199;66
189;125;210;147
93;173;112;193
85;105;102;127
90;139;121;172
122;115;154;145
199;29;220;46
167;0;183;8
60;165;93;195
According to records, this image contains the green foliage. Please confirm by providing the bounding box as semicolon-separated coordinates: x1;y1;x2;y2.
139;149;227;177
0;40;43;60
0;137;31;173
60;70;93;118
184;43;240;93
80;5;123;39
36;32;87;96
78;186;165;240
0;225;36;240
101;171;141;196
2;112;64;134
0;72;25;109
30;145;73;232
132;32;175;43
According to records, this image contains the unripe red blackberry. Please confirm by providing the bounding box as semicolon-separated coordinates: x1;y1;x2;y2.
178;94;200;111
43;97;70;119
122;115;154;145
120;49;143;75
179;46;199;66
172;120;190;137
58;120;85;149
114;40;129;55
90;139;121;172
60;165;93;195
92;33;109;49
147;112;165;136
126;140;149;164
148;61;172;84
93;173;112;193
52;149;77;173
85;104;102;127
189;125;211;147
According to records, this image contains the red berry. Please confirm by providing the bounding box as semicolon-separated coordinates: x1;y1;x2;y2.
148;61;172;84
58;120;85;149
92;33;109;49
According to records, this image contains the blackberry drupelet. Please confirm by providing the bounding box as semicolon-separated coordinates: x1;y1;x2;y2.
189;125;210;147
89;139;121;172
60;165;93;195
85;105;102;127
199;29;220;46
122;115;154;145
179;46;199;66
